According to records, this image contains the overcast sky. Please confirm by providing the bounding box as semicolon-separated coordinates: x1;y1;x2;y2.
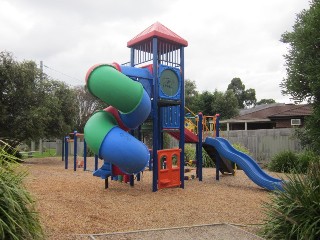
1;0;310;103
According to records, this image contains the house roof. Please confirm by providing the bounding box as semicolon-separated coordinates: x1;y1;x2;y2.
127;22;188;47
221;103;312;123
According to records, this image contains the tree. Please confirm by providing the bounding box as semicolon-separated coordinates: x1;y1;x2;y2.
257;99;276;105
227;77;257;108
185;79;199;113
280;0;320;103
244;88;257;107
195;90;214;115
211;89;239;119
0;51;77;146
74;85;106;132
40;80;78;138
280;0;320;153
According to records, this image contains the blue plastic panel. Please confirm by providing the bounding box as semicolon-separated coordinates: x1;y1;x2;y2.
121;65;153;98
162;105;180;129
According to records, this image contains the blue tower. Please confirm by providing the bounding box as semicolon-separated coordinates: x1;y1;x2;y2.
127;22;188;191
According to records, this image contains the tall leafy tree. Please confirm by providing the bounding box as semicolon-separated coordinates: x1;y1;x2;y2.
244;88;257;107
195;90;214;115
280;0;320;103
227;77;256;108
0;51;77;146
280;0;320;152
211;89;239;119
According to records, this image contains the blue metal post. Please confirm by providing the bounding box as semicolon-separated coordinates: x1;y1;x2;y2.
130;175;134;186
215;150;220;181
137;125;142;180
152;37;159;192
83;139;87;171
62;137;64;161
179;46;185;189
130;47;134;67
64;136;69;169
94;154;98;171
73;130;77;171
216;114;220;137
197;113;203;181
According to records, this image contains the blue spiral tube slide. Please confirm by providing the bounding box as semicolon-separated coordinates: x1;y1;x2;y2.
84;64;151;177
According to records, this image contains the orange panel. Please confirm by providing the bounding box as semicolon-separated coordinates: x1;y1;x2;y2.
157;148;181;189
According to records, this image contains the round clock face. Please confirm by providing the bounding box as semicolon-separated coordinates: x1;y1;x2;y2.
159;69;179;97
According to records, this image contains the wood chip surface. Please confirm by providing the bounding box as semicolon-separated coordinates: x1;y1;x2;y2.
22;157;285;239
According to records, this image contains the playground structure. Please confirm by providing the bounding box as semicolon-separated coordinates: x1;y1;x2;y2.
81;22;283;192
62;130;98;172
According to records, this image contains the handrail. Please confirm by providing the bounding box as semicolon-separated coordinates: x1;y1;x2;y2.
185;106;197;118
184;107;219;140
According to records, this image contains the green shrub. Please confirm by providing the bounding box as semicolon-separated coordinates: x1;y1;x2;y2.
261;162;320;239
185;144;215;168
268;150;298;173
202;149;214;168
0;141;44;240
232;142;251;155
296;150;320;173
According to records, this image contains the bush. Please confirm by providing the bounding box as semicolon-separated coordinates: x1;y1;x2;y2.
232;142;251;155
296;150;320;173
0;141;44;240
269;150;320;173
185;144;215;168
268;150;298;173
261;162;320;239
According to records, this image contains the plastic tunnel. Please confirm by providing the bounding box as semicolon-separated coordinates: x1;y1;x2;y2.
84;64;151;175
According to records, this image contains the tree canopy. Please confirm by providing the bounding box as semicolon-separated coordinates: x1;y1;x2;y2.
185;79;199;113
280;0;320;103
280;0;320;152
0;51;77;146
256;99;276;105
227;77;257;108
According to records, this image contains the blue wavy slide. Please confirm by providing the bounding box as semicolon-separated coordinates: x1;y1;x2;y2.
205;137;283;191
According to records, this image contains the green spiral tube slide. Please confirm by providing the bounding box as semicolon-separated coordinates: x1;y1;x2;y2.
84;64;151;175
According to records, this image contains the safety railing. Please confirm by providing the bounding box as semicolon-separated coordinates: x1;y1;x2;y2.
184;107;219;140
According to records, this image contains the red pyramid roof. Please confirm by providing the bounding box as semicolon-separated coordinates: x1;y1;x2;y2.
127;22;188;47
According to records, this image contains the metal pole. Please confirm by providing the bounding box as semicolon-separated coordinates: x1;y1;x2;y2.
73;130;77;171
216;114;220;137
152;37;159;192
94;154;98;171
83;139;87;171
65;136;69;169
62;137;64;161
179;46;185;189
197;113;203;181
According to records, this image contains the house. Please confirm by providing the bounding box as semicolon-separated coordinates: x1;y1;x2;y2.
220;103;312;131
